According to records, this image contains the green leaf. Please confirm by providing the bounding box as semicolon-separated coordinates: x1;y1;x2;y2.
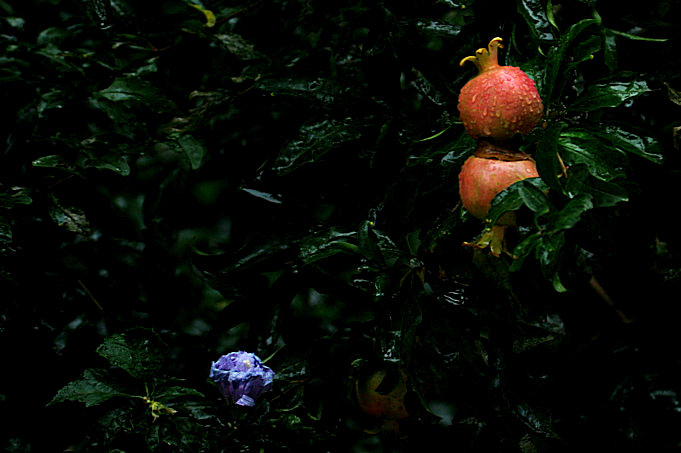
0;186;32;209
535;122;567;193
240;187;283;204
48;369;131;407
0;215;13;250
601;28;618;71
542;18;600;108
214;33;263;60
558;129;629;182
568;79;650;112
188;3;216;28
299;228;359;265
274;119;363;175
550;193;593;230
32;155;70;170
518;180;552;217
666;82;681;107
516;0;555;44
257;77;341;105
98;78;177;112
84;153;132;176
153;385;205;404
510;232;542;266
437;131;477;167
96;329;167;380
358;220;384;265
570;34;601;68
48;194;90;235
486;178;549;227
551;272;568;292
537;231;565;280
415;125;452;142
598;125;663;164
36;27;69;46
176;135;206;170
511;193;593;270
565;164;628;208
606;28;668;42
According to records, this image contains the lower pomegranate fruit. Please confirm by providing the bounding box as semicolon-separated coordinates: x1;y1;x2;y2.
355;368;408;434
458;141;539;256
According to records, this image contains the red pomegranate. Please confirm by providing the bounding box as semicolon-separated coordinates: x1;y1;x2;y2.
355;368;408;433
458;37;543;141
458;141;539;256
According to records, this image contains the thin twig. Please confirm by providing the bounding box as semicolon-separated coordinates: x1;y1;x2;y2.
589;276;630;323
77;279;104;312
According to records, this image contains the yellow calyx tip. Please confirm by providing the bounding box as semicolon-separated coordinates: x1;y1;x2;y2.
459;37;504;72
459;55;478;67
489;37;504;48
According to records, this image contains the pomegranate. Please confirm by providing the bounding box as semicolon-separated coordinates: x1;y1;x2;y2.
458;37;543;141
458;141;539;256
355;368;408;434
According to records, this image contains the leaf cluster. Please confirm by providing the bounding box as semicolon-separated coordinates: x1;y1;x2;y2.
2;0;681;451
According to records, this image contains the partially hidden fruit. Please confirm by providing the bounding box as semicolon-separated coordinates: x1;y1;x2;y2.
458;37;543;141
355;368;408;434
458;141;539;256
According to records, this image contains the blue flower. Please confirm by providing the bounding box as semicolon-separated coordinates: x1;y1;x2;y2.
209;351;275;407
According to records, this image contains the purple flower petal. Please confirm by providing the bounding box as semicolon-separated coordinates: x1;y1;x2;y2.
210;351;275;406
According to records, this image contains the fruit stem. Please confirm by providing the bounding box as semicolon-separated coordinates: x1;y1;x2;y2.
459;37;504;73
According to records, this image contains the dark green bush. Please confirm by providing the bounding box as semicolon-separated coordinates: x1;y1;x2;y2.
2;0;681;450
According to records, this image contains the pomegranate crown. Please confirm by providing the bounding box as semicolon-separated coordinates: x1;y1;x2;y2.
459;37;504;73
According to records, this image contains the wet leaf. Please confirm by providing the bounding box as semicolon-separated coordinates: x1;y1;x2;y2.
0;215;12;250
48;369;130;407
175;134;206;170
517;0;555;44
542;18;600;108
518;178;552;218
565;164;628;208
358;220;384;265
558;129;629;182
299;228;358;265
0;186;32;209
240;187;283;204
274;118;363;175
84;152;132;175
153;385;204;404
596;125;663;164
188;3;216;28
550;193;593;231
32;155;70;169
601;28;618;71
486;178;549;227
665;83;681;106
568;78;650;112
98;78;177;112
257;77;343;105
214;33;263;60
48;195;91;235
512;401;559;438
96;329;167;380
537;230;565;280
535;122;566;194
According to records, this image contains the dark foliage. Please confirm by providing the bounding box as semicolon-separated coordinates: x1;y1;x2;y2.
2;0;681;451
